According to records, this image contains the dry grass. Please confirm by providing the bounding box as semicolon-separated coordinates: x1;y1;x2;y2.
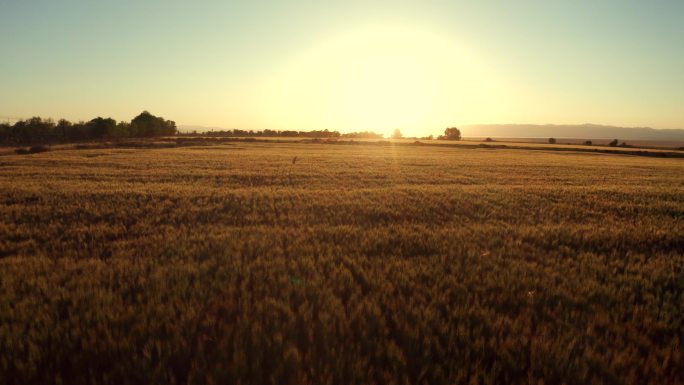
0;142;682;384
465;137;684;149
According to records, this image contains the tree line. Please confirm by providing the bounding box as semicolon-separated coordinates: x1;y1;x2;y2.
189;129;385;139
0;111;176;145
390;127;462;140
548;137;629;147
1;112;464;145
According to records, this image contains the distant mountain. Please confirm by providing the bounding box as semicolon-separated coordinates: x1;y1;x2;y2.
461;124;684;141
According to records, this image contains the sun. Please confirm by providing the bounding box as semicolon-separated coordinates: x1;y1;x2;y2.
255;24;506;137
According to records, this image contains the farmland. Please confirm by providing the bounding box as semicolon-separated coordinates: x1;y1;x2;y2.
0;141;682;384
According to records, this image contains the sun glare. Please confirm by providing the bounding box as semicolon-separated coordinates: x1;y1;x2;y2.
256;24;506;136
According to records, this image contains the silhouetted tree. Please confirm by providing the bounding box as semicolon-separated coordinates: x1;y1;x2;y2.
0;122;10;143
7;117;57;144
438;127;461;140
584;140;592;145
548;138;556;144
191;128;343;138
609;139;619;147
0;111;179;145
391;129;403;139
131;111;177;137
109;122;132;138
340;131;383;139
86;117;117;139
56;119;72;141
65;121;88;142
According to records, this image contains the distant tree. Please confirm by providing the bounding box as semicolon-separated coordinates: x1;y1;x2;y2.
0;112;184;145
341;131;383;139
110;122;132;138
9;117;57;144
31;117;55;142
584;140;592;145
86;117;117;139
131;111;177;137
609;139;619;147
56;119;72;141
65;121;88;142
548;137;556;144
307;129;340;138
485;137;494;142
391;129;403;139
438;127;461;140
0;122;11;143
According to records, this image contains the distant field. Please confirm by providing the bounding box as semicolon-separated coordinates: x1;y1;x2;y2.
4;136;683;158
465;137;684;149
1;142;682;384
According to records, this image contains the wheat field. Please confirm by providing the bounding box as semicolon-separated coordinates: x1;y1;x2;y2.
1;142;682;384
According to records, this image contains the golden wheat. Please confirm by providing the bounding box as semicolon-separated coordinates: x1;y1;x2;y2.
0;142;682;384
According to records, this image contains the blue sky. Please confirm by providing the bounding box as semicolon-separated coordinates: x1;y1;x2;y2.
1;0;683;135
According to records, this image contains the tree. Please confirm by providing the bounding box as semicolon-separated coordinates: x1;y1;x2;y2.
0;122;10;143
86;117;117;139
391;129;403;139
65;121;88;142
609;139;619;147
110;122;132;138
0;112;179;145
9;117;56;144
584;140;592;146
57;119;72;141
341;131;383;139
438;127;461;140
548;137;556;144
131;111;177;137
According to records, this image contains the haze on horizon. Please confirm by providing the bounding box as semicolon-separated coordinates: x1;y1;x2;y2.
1;0;683;138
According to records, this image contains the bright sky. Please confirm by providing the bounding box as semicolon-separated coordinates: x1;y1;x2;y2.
1;0;683;137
